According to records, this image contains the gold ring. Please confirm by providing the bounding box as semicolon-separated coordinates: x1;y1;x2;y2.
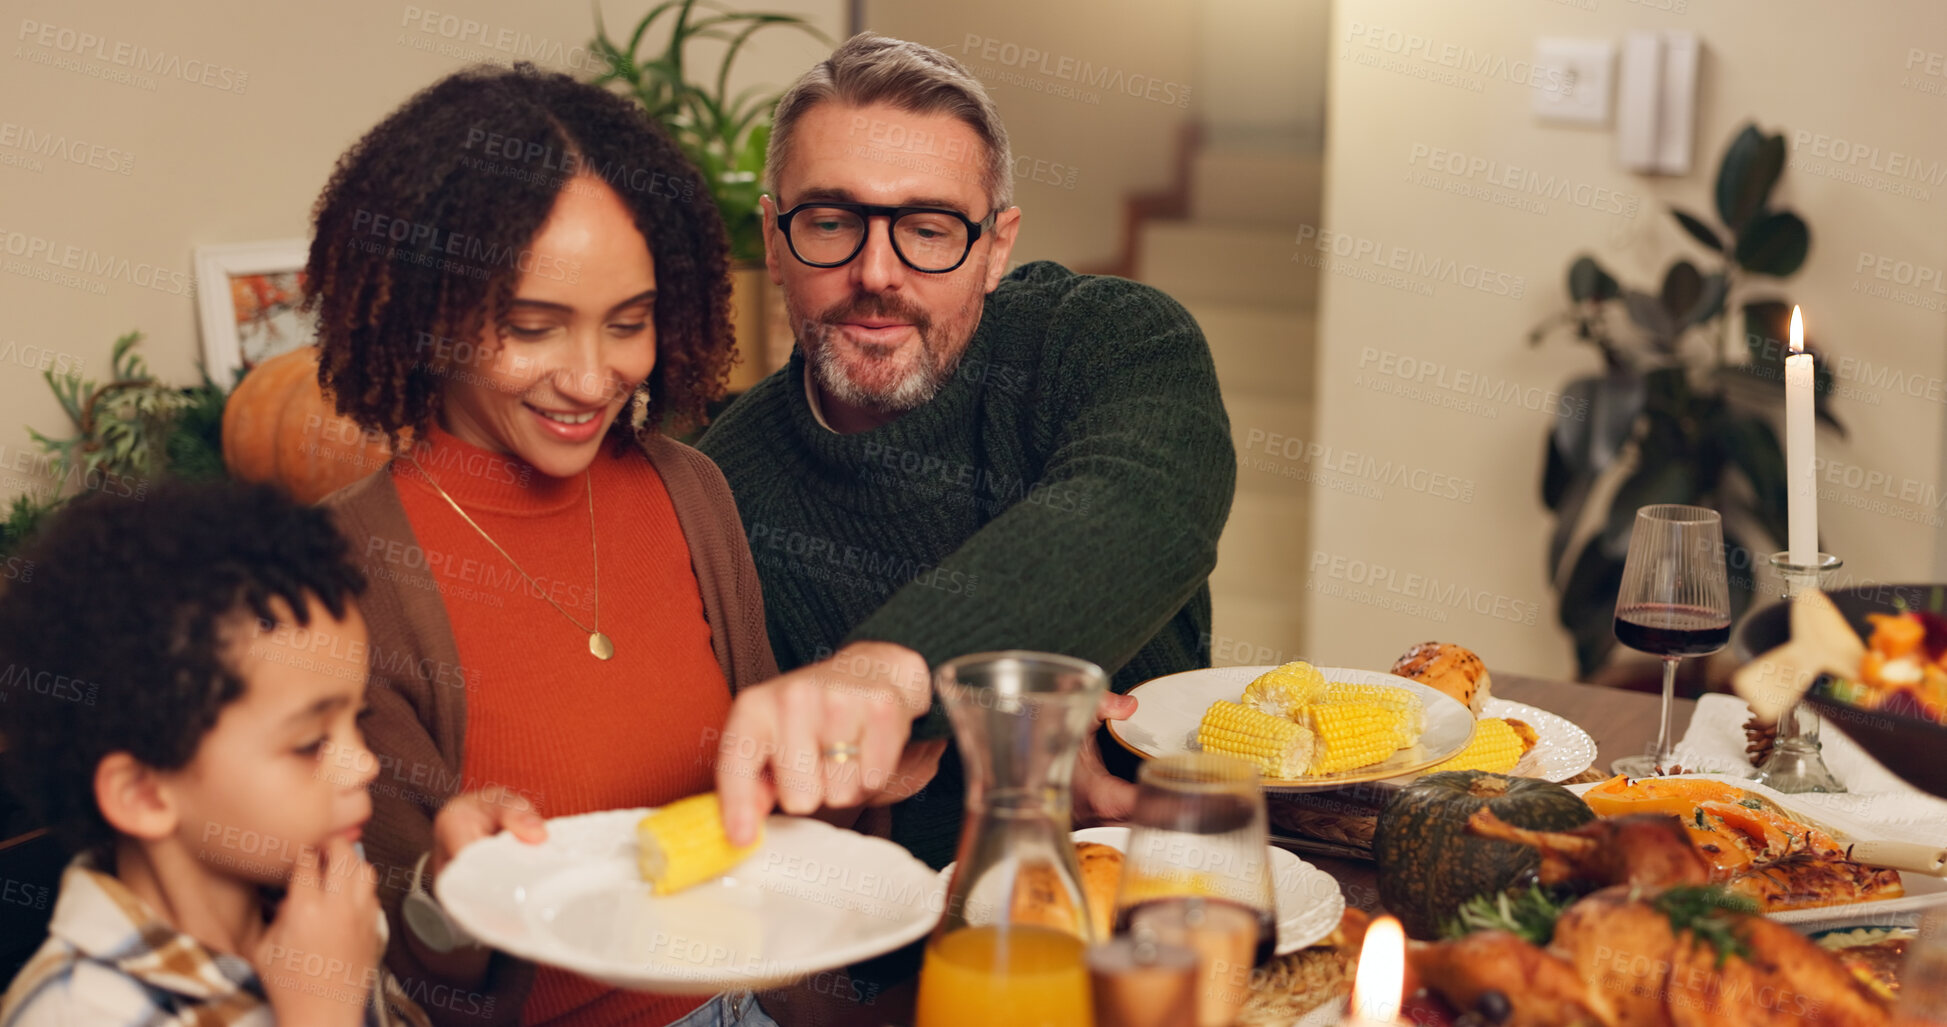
822;742;861;764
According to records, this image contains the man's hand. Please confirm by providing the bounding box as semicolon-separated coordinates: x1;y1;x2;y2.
430;786;547;883
1074;692;1139;828
254;837;381;1027
716;641;934;845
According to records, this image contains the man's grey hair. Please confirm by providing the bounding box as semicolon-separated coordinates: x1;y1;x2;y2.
766;32;1013;213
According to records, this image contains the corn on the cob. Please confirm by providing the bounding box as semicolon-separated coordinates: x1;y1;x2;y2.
1422;718;1531;775
1320;682;1426;746
1198;699;1314;778
636;793;761;895
1242;661;1327;716
1302;702;1406;774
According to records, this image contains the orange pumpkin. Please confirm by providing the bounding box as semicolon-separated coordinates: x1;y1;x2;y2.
221;345;399;503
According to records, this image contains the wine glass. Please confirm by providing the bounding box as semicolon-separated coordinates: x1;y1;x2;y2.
1113;753;1275;1027
1610;504;1731;778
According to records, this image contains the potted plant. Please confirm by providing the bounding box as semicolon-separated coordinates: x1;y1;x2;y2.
591;1;830;389
1;332;227;562
1531;123;1842;678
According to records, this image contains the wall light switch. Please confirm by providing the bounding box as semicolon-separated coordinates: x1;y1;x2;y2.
1533;38;1615;125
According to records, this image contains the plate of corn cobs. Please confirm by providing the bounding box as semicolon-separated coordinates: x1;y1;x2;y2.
1110;664;1478;790
436;794;942;992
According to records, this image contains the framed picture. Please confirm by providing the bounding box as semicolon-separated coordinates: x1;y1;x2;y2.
194;239;314;388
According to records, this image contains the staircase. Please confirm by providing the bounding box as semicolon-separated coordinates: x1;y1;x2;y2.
1134;142;1321;668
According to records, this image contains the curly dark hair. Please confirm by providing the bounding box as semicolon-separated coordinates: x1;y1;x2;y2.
0;480;365;855
306;62;733;444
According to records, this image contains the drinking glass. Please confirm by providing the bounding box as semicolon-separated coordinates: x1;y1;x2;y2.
1113;753;1276;1027
1610;505;1731;778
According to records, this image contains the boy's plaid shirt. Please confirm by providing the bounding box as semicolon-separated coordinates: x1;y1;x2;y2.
2;856;430;1027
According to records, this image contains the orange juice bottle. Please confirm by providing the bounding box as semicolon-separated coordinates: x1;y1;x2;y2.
915;924;1091;1027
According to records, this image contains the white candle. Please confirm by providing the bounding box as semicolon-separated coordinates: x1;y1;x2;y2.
1786;306;1817;567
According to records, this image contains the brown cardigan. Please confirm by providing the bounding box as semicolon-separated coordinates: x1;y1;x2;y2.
324;433;777;1027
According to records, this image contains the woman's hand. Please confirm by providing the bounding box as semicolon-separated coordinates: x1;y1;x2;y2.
716;641;934;845
254;836;381;1027
429;785;548;883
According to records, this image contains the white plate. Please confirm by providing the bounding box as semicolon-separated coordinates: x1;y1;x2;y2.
1109;665;1475;791
437;809;942;993
1477;698;1597;783
1565;776;1947;924
938;827;1345;955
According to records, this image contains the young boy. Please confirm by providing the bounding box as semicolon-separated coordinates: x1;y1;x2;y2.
0;480;426;1027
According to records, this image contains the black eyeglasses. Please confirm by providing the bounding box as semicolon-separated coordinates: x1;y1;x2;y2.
775;200;996;274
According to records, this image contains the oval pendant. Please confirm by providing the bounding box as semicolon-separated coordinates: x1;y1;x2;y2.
590;631;615;660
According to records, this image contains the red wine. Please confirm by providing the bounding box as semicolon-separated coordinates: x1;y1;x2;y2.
1112;896;1277;969
1615;603;1730;657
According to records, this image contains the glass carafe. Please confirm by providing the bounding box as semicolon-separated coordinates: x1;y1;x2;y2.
915;650;1107;1027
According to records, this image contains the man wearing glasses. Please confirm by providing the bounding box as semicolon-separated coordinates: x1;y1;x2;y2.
699;33;1235;875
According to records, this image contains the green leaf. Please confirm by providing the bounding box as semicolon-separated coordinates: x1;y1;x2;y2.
1715;124;1784;233
1568;255;1619;303
1671;207;1724;252
1650;886;1758;967
1602;455;1701;560
1719;415;1788;548
1442;883;1575;946
1685;272;1728;328
1735;211;1810;277
1546;464;1594;580
735;120;770;175
1624;289;1677;349
1560;539;1626;675
1660;260;1704;323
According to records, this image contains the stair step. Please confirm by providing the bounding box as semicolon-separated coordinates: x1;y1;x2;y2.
1187;301;1314;403
1139;222;1313;308
1226;394;1316;498
1191;148;1322;227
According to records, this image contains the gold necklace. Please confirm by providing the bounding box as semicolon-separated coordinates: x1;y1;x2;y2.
407;454;614;660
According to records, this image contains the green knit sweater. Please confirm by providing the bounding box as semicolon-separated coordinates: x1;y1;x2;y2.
698;260;1235;869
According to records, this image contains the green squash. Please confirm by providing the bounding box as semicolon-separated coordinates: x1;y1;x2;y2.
1373;770;1595;939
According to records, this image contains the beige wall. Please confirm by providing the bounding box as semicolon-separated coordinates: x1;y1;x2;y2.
1313;0;1947;678
0;0;843;502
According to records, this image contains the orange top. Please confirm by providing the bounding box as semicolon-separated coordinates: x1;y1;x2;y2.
395;424;730;1027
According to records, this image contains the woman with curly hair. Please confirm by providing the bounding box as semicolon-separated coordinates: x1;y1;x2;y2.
306;64;789;1027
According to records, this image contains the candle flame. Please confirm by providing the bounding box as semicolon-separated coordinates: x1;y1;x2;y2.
1790;305;1803;355
1350;915;1405;1023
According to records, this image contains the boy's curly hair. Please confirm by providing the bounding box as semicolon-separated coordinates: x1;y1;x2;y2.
306;62;733;444
0;480;365;855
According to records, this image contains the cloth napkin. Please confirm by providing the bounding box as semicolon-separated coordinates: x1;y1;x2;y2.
1667;692;1947;846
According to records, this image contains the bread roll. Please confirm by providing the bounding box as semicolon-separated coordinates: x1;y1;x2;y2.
1077;842;1124;941
1004;842;1127;941
1007;860;1079;934
1391;641;1493;715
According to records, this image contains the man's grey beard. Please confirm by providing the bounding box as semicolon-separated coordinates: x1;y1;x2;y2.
806;322;963;414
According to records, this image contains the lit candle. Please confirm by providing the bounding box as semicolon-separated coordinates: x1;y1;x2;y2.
1785;306;1817;567
1340;915;1405;1026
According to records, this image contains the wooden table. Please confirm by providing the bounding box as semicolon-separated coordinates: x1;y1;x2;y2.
1303;673;1698;911
762;673;1689;1026
1496;673;1698;778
